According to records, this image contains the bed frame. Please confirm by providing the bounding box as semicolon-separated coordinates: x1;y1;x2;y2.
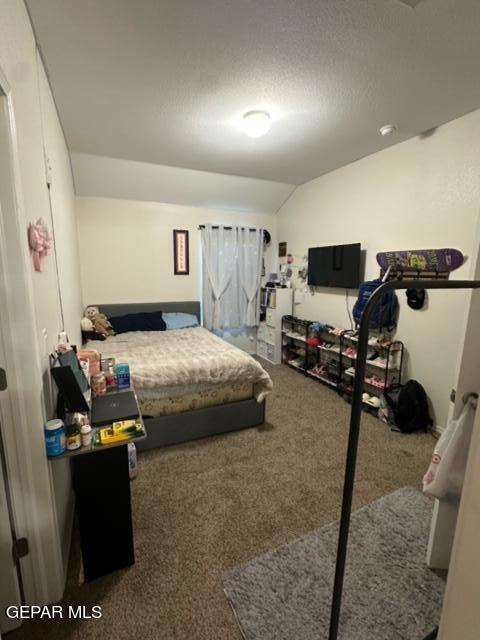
94;301;266;451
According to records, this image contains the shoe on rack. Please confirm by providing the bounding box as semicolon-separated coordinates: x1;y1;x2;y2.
365;375;385;389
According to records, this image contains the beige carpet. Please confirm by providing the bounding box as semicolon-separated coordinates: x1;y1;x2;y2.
11;363;435;640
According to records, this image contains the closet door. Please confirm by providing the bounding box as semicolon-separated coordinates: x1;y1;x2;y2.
427;237;480;570
0;405;22;633
0;84;22;635
0;453;21;633
437;404;480;639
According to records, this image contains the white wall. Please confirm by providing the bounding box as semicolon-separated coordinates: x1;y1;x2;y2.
39;64;83;346
76;196;277;351
72;152;295;214
37;60;82;574
0;0;83;600
277;109;480;428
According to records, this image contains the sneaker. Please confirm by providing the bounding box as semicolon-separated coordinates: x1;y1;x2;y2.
370;357;388;369
365;375;385;389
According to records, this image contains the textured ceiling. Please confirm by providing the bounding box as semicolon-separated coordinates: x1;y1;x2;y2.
27;0;480;185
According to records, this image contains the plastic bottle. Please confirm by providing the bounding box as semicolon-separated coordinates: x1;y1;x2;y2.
128;442;138;480
80;424;93;447
66;424;81;450
45;419;66;457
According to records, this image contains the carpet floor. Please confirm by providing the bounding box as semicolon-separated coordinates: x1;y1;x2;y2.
224;487;444;640
11;363;436;640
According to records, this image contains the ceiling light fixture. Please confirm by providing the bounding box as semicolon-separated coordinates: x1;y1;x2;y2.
242;110;271;138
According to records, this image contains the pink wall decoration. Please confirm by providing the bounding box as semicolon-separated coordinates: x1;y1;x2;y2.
28;218;52;272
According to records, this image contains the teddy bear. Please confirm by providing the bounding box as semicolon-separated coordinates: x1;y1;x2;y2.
83;306;115;338
80;316;94;332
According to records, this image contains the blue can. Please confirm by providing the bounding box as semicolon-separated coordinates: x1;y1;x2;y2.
45;419;66;458
115;363;131;390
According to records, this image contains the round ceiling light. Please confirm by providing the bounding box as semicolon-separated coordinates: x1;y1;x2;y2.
242;110;271;138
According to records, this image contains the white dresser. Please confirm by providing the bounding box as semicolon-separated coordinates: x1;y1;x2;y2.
257;288;293;364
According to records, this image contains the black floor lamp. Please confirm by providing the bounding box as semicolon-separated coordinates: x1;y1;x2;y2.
328;278;480;640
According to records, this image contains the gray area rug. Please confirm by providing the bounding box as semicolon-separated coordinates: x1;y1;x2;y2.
224;487;444;640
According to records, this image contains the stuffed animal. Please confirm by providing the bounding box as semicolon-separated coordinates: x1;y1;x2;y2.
28;218;52;272
80;316;93;332
83;306;115;337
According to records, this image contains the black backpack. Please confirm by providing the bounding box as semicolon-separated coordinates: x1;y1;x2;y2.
384;380;432;433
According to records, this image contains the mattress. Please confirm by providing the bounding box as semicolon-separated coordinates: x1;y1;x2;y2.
138;381;253;417
85;326;272;402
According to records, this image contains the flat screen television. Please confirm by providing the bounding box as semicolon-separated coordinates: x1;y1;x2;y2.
307;243;361;288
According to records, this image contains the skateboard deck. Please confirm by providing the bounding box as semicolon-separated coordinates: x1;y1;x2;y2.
376;248;464;273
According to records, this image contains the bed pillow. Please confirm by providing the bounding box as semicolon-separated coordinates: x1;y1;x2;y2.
109;311;167;334
163;312;199;330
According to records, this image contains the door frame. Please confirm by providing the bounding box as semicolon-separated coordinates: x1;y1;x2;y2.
426;214;480;570
0;65;64;604
437;393;480;638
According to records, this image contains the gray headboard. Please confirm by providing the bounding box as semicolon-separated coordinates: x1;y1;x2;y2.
95;301;201;322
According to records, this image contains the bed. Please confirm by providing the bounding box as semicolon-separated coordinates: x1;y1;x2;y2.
85;301;272;451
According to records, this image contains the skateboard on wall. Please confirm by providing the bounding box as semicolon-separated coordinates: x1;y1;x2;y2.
376;248;464;273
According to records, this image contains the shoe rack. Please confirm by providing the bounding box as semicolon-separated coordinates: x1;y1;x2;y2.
281;315;405;415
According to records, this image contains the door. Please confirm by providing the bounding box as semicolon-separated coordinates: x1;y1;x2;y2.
426;230;480;570
437;395;480;639
0;363;22;633
0;81;22;633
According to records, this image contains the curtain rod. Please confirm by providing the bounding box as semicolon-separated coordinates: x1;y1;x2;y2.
198;225;258;231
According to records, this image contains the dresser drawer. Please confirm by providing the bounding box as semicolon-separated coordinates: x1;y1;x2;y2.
266;308;276;327
266;343;275;362
257;340;267;359
257;322;267;341
266;327;276;345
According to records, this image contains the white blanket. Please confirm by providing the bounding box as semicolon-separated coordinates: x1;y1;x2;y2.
86;327;272;402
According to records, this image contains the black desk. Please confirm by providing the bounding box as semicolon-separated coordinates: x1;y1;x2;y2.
55;390;145;581
71;444;135;581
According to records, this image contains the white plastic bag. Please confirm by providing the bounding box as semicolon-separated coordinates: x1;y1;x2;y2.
423;402;475;499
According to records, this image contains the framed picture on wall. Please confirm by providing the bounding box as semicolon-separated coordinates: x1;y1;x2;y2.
173;229;189;275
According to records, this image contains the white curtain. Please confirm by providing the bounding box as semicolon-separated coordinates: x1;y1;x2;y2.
238;227;263;326
201;225;263;331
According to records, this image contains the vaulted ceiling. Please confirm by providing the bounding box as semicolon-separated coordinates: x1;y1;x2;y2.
27;0;480;185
